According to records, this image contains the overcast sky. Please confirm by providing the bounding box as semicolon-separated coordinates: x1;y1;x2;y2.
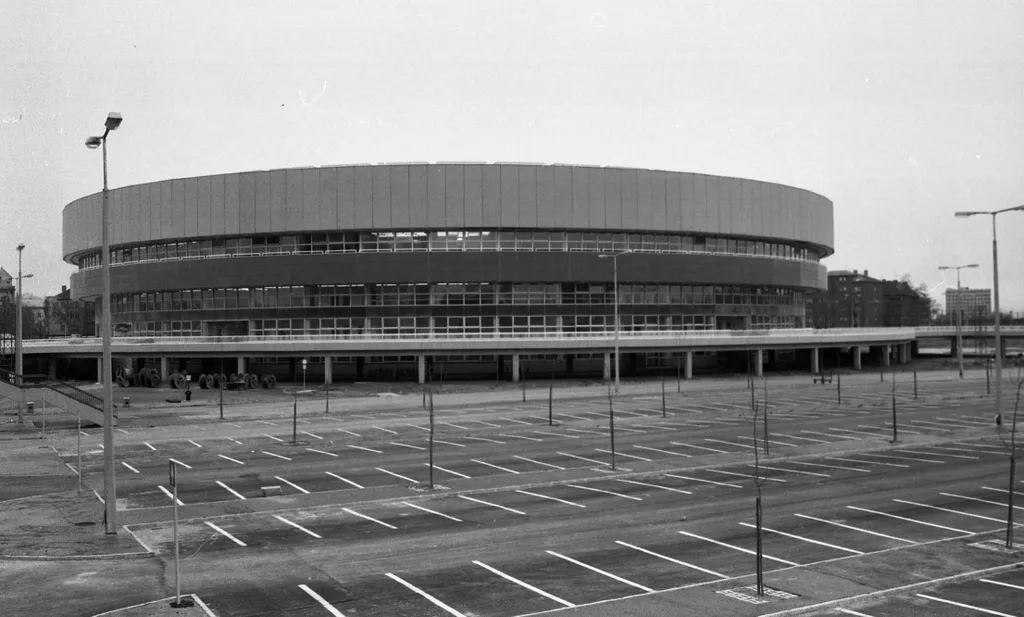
3;1;1023;311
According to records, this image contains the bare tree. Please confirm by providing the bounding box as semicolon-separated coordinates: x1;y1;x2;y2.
746;375;771;594
995;369;1024;549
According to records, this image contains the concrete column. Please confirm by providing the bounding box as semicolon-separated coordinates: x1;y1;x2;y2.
810;347;820;374
97;356;103;383
324;356;333;384
158;357;169;379
754;349;764;377
418;355;426;385
47;359;57;380
511;353;520;383
603;352;612;380
853;346;863;370
236;356;245;375
882;345;891;367
684;351;693;379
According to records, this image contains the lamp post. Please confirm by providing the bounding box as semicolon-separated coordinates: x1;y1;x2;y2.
14;244;34;424
938;263;979;379
598;250;632;395
954;204;1024;425
86;111;123;535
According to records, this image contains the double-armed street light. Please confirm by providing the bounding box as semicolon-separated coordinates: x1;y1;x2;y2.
938;263;979;379
85;111;123;535
14;244;34;424
954;204;1024;425
598;250;632;395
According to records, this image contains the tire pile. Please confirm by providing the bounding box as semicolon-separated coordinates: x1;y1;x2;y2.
173;372;276;390
115;366;160;388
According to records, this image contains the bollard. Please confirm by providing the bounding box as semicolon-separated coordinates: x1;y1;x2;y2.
548;384;553;426
522;383;526;403
325;384;330;414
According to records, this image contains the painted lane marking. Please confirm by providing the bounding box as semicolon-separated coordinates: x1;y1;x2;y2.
788;461;870;473
117;428;130;435
187;440;203;448
298;584;345;616
801;430;857;440
546;550;654;592
307;448;338;457
567;484;642;501
846;506;970;534
615;478;692;494
274;476;311;494
472;459;519;474
915;593;1016;617
774;433;830;444
385;573;467;617
459;495;526;515
262;433;285;443
217;454;245;465
893;499;1006;523
403;501;462;522
500;417;532;425
144;442;157;451
857;452;945;464
982;487;1024;498
371;426;398;434
926;445;994;455
431;439;466;448
256;420;276;426
296;419;311;424
738;522;863;554
826;427;884;438
335;428;362;437
80;431;89;437
559;413;593;421
532;429;579;439
513;455;565;470
941;492;1024;512
473;560;574;607
705;469;787;483
516;489;585;508
794;513;913;543
980;578;1024;591
226;438;244;445
376;467;419;484
500;433;543;442
343;507;397;530
670;441;728;454
749;464;830;478
427;464;471;479
614;427;646;434
301;430;324;440
216;481;247;500
158;485;184;505
556;451;608;466
596;448;651;462
677;530;799;566
615;541;728;579
827;456;908;468
897;449;979;460
734;435;801;448
168;458;192;469
274;515;321;538
402;424;430;432
121;462;140;474
704;438;755;450
391;441;426;450
440;421;470;430
205;521;246;547
564;427;605;436
262;451;291;460
663;474;742;489
632;445;691;457
462;436;506;444
348;444;383;454
874;424;924;435
325;472;364;489
468;419;502;428
225;422;242;428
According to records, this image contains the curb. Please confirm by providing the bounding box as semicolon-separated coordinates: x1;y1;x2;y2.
90;593;216;617
0;550;154;561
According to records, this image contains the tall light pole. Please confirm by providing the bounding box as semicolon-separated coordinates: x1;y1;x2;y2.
86;111;123;535
14;244;34;424
598;250;632;394
954;204;1024;425
938;263;979;379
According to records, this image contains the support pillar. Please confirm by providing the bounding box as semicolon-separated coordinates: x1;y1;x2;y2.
810;347;820;374
882;345;891;367
418;355;426;385
602;352;611;381
324;356;333;384
853;346;863;370
236;356;245;376
565;354;575;376
97;356;103;383
512;353;520;383
754;349;764;377
48;359;57;380
684;351;693;379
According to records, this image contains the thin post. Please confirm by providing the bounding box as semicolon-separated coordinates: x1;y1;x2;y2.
837;373;842;406
913;366;918;399
1007;454;1016;549
992;212;1003;425
676;362;681;393
219;386;224;420
763;386;769;457
428;388;435;490
661;371;666;418
522;382;526;402
755;496;764;595
422;387;426;409
324;383;329;415
987;361;991;395
172;465;181;606
292;389;298;444
548;384;553;426
77;410;82;492
608;386;616;471
100;137;116;535
956;309;964;379
890;367;898;442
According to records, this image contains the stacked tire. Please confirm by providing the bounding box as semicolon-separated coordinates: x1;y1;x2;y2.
260;374;277;389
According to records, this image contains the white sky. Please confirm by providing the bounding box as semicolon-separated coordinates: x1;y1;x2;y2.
3;1;1023;311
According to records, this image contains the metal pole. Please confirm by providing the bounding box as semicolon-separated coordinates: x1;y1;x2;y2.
522;382;526;402
428;388;434;489
890;367;897;442
661;371;666;418
292;389;298;444
837;373;842;406
173;470;180;605
15;245;23;424
613;256;620;395
756;495;764;595
101;137;116;535
913;366;918;399
992;214;1003;425
956;309;964;379
1007;454;1016;549
219;385;223;420
77;409;82;492
548;384;553;426
325;382;329;414
676;362;681;393
608;385;616;470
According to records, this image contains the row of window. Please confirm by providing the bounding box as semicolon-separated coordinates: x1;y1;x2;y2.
110;283;806;313
246;353;609;364
78;229;821;269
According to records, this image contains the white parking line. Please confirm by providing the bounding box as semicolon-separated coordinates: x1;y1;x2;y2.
774;433;830;444
827;427;883;438
738;522;863;554
837;606;880;615
546;550;654;592
942;492;1024;511
403;501;463;522
187;440;203;448
216;481;247;500
789;461;870;473
557;451;609;466
432;439;467;448
893;499;1006;523
144;442;157;451
80;431;89;437
262;451;291;460
225;422;242;428
567;484;642;501
705;469;787;483
514;455;565;470
678;530;799;566
517;489;586;508
427;464;471;479
205;521;247;547
615;478;692;494
121;462;140;474
846;506;970;533
385;573;467;617
500;417;532;425
596;448;651;462
472;459;519;474
348;444;383;454
462;436;506;444
218;454;246;465
705;438;754;450
158;485;184;505
226;438;243;445
559;413;593;421
532;429;579;439
168;458;192;469
335;428;362;437
616;540;728;578
828;456;908;468
274;476;310;494
980;578;1024;591
671;441;728;454
256;420;276;426
307;448;338;457
391;441;426;451
474;560;574;608
663;474;742;489
116;428;130;435
801;430;856;440
342;507;397;530
564;428;606;436
858;452;945;464
500;433;544;442
916;593;1016;617
371;426;398;434
298;584;345;616
750;464;830;478
632;445;691;457
377;467;418;484
274;515;321;539
794;513;913;543
734;435;801;448
325;472;364;489
459;495;526;515
301;431;324;440
403;424;430;432
927;445;994;455
614;427;646;434
898;449;979;460
440;422;470;430
875;424;924;435
262;434;285;443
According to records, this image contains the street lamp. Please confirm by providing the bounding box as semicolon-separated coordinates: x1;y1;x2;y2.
14;244;34;424
86;111;123;535
938;263;979;379
598;250;632;394
954;204;1024;425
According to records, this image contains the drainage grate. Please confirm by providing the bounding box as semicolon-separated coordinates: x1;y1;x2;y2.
716;585;799;605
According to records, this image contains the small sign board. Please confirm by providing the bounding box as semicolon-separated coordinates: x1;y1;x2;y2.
168;460;176;487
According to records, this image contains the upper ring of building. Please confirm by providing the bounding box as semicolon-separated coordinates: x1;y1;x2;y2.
62;163;834;264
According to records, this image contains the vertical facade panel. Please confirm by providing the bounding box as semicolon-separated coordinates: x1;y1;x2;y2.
269;170;287;231
552;166;573;228
130;186;141;244
767;184;781;240
184;177;198;238
500;165;519;227
337;167;356;230
427;165;446;227
666;172;682;231
463;165;483;227
285;169;304;231
353;166;374;229
588;168;606;229
445;165;466;227
389;166;410;229
407;166;428;228
372;166;391;228
603;168;622;230
209;175;226;236
705;175;721;235
160;181;176;239
224;174;241;235
636;169;653;230
651;170;667;231
238;173;256;234
621;168;639;230
722;177;736;235
536;166;555;228
691;175;706;233
197;177;211;236
146;183;159;241
254;172;272;233
109;189;123;246
787;188;801;241
318;167;339;231
571;167;589;228
518;165;538;227
170;179;186;237
302;168;321;231
743;179;760;238
481;166;501;226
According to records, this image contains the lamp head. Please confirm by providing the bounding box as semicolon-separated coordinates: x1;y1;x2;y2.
965;263;980;269
1008;204;1024;213
16;243;25;252
954;211;984;218
85;136;102;149
104;112;123;131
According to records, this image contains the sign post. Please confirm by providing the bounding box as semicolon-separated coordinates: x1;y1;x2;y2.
608;384;616;471
292;389;298;444
661;371;666;418
428;388;435;490
77;409;82;492
324;381;330;415
548;385;553;426
169;460;181;606
302;358;308;391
